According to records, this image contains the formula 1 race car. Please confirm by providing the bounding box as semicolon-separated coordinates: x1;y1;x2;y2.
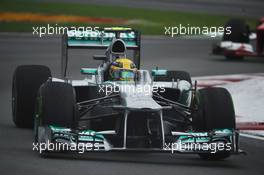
212;17;264;60
12;27;242;160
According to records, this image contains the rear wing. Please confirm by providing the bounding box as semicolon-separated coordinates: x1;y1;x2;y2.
61;27;141;78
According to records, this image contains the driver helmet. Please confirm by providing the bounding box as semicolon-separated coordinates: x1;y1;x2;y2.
109;58;137;81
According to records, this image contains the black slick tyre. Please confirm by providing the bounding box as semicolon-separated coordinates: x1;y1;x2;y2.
12;65;51;128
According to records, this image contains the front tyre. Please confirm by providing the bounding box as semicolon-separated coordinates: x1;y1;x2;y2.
36;81;77;128
192;87;236;160
35;81;78;143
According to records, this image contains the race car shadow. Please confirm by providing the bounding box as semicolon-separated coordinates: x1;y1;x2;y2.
42;151;243;169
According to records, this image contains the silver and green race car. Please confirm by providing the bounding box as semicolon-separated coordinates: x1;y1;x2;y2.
12;28;243;160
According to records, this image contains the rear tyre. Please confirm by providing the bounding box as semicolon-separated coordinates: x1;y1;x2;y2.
223;19;250;60
12;65;51;128
192;87;236;160
154;70;191;84
37;81;77;129
223;18;250;43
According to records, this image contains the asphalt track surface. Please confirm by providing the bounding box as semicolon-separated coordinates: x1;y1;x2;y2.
38;0;264;18
0;33;264;175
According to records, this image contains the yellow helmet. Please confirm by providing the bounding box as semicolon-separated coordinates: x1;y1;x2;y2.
109;58;137;81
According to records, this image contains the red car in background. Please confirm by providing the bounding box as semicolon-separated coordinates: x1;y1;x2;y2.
212;17;264;59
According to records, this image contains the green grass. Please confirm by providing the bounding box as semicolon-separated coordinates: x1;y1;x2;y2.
0;0;257;35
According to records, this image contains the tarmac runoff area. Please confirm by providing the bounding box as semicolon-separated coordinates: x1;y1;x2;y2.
0;33;264;175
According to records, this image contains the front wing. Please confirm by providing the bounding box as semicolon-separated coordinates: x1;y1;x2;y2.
36;125;242;155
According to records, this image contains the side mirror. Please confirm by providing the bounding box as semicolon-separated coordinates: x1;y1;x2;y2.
93;55;107;61
81;68;98;75
151;69;167;77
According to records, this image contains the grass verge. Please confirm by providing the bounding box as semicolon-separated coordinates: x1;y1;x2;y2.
0;0;257;35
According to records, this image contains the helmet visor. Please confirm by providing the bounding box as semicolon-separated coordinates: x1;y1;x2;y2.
112;69;135;81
